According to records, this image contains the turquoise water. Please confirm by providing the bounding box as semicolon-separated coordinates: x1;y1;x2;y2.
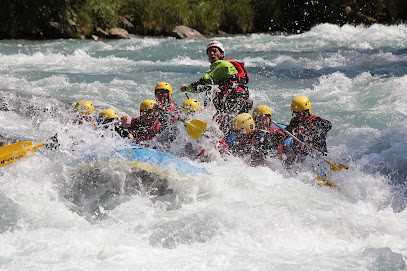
1;23;407;270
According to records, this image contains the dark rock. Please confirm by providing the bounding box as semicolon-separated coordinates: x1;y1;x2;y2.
108;28;130;39
118;16;135;33
46;21;63;38
344;6;352;16
96;27;109;38
170;25;205;40
66;19;79;38
217;30;229;37
357;12;377;23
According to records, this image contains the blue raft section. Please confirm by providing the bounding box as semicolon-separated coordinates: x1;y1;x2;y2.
83;146;209;178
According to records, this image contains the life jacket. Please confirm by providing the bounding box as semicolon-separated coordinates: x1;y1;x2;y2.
130;116;162;142
225;58;249;87
227;132;253;157
292;115;320;140
213;59;250;112
157;100;178;124
250;128;286;157
160;101;177;113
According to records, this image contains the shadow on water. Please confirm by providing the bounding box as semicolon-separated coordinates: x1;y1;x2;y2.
62;166;178;222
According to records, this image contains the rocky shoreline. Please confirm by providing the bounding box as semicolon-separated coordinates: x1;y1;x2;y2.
2;0;406;41
40;18;216;40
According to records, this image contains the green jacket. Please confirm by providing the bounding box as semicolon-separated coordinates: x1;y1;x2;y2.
186;60;238;93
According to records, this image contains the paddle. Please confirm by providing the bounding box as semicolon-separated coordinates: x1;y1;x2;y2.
181;93;208;140
156;106;207;140
272;122;348;171
272;121;350;194
183;119;207;140
0;134;59;168
0;141;44;168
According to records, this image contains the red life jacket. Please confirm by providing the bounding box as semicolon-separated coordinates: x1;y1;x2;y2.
216;58;250;98
157;101;178;123
130;116;162;142
292;115;320;139
225;58;249;86
250;128;286;157
160;101;177;113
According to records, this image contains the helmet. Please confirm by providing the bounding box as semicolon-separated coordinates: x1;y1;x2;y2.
74;100;94;115
232;113;255;134
155;82;173;100
291;95;311;114
182;99;202;112
206;41;225;54
252;105;272;121
99;109;118;121
140;99;157;111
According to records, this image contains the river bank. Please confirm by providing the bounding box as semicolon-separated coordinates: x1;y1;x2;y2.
1;0;406;40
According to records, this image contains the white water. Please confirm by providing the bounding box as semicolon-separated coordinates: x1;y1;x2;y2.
1;23;407;270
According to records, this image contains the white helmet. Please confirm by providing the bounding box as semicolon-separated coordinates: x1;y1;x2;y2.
206;41;225;54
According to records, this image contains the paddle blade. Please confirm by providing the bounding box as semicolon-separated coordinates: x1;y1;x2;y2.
325;160;349;171
314;175;339;189
0;141;44;168
185;119;207;140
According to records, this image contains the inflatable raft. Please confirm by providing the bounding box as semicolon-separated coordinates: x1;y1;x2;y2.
82;146;209;181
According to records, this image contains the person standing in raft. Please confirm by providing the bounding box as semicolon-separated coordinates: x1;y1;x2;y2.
285;95;332;163
121;100;165;144
250;105;291;166
180;41;252;137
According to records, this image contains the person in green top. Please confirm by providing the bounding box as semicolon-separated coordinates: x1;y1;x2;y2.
180;41;252;136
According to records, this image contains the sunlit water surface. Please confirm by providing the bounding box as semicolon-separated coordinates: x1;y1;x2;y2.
1;23;407;270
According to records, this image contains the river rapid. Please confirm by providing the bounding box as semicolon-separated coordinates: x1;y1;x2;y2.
1;23;407;270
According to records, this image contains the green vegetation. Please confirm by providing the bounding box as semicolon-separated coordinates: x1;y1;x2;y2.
0;0;406;39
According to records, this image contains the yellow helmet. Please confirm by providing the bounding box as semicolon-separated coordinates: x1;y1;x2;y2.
291;95;311;114
182;99;202;112
232;113;255;134
155;82;173;100
98;109;118;121
74;100;94;115
252;105;272;121
140;99;157;111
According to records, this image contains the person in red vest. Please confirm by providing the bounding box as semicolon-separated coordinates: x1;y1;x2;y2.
226;113;256;159
153;82;181;127
121;100;165;144
286;95;332;163
180;41;252;136
250;105;291;166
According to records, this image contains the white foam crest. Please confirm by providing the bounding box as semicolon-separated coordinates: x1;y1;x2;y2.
302;23;407;50
0;75;46;95
235;24;407;53
156;56;207;67
0;49;135;74
300;73;407;135
1;124;406;269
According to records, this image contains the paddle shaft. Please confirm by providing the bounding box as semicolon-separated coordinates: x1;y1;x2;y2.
273;121;348;171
